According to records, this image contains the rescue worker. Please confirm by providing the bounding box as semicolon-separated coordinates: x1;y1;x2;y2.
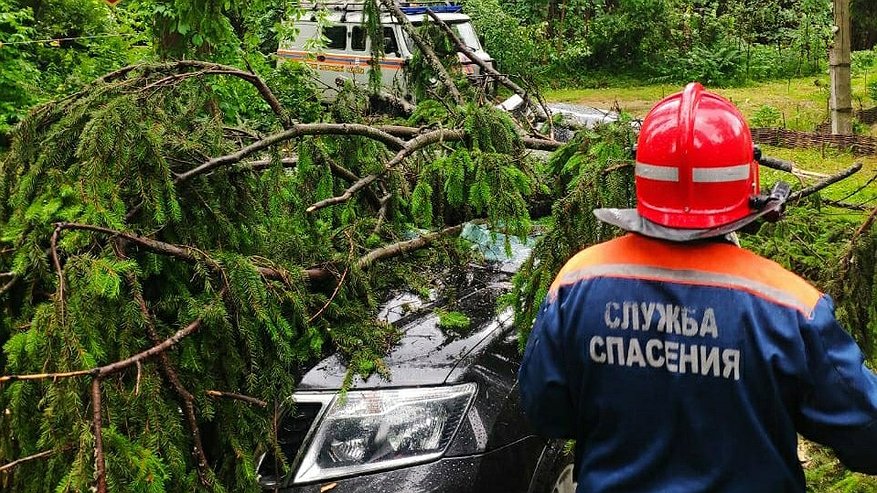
518;82;877;492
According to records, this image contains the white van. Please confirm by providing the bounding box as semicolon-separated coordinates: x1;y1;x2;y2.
277;2;494;98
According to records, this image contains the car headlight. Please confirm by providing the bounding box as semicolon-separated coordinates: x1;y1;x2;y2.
294;383;476;484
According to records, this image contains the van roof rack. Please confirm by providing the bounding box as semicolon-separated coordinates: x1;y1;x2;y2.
299;1;463;15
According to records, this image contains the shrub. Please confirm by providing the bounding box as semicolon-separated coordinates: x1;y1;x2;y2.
750;105;784;128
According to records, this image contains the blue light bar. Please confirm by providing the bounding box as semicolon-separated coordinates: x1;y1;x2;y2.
399;5;463;14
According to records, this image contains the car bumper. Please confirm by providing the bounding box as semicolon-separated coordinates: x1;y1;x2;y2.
276;436;546;492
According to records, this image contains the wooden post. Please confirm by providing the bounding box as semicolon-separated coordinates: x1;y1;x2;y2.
830;0;853;135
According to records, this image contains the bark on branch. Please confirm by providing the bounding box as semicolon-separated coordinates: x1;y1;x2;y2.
357;222;472;269
92;377;107;493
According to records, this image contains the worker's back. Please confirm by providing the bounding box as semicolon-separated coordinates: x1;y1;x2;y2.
519;233;877;492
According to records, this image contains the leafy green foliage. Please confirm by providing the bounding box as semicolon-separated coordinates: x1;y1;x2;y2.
0;0;144;145
410;105;535;236
462;0;543;80
436;310;471;331
750;105;784;128
508;120;636;344
467;0;835;86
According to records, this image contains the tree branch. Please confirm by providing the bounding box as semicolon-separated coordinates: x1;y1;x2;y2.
789;162;863;201
372;193;393;236
0;447;70;474
130;61;290;129
173;123;405;184
0;274;18;296
377;124;561;150
307;129;466;213
206;390;267;408
379;0;463;106
0;319;203;385
51;222;329;283
50;225;65;323
123;268;211;486
848;205;877;253
92;378;107;493
356;222;470;269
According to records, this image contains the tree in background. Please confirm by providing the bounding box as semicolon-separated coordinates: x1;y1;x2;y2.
851;0;877;51
465;0;834;86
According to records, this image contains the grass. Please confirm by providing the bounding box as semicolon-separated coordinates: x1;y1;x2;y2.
545;74;877;136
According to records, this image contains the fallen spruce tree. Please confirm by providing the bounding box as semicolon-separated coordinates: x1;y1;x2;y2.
0;59;560;492
0;57;872;493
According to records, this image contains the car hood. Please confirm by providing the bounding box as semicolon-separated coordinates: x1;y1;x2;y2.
296;224;532;391
297;275;514;390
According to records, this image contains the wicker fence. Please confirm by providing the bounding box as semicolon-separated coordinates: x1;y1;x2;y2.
752;127;877;156
767;106;877;156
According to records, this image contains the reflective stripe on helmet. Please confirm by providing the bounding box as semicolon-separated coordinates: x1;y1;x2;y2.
692;164;751;183
636;163;679;182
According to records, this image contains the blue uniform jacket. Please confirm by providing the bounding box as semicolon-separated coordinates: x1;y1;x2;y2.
519;233;877;492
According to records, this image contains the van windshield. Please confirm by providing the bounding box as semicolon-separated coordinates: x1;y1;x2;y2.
406;21;482;52
452;22;481;51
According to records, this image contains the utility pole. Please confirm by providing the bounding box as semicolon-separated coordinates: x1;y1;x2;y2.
830;0;852;135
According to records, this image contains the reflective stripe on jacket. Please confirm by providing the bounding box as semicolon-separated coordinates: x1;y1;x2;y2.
519;233;877;492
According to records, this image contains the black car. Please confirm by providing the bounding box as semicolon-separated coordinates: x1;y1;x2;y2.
256;225;575;492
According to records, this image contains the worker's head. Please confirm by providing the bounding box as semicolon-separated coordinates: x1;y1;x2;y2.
595;82;787;242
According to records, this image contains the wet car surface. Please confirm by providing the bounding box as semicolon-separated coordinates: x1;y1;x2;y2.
257;225;573;492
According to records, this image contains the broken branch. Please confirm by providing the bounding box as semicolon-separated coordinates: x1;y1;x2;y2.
52;222;329;282
357;222;469;269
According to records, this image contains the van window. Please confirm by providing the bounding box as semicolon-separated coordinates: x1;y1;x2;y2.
351;26;366;51
383;27;399;55
324;26;347;50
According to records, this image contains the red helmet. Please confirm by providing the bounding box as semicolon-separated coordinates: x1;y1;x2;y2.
635;82;759;229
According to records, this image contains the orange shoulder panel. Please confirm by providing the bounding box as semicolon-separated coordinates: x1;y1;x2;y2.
548;234;821;313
